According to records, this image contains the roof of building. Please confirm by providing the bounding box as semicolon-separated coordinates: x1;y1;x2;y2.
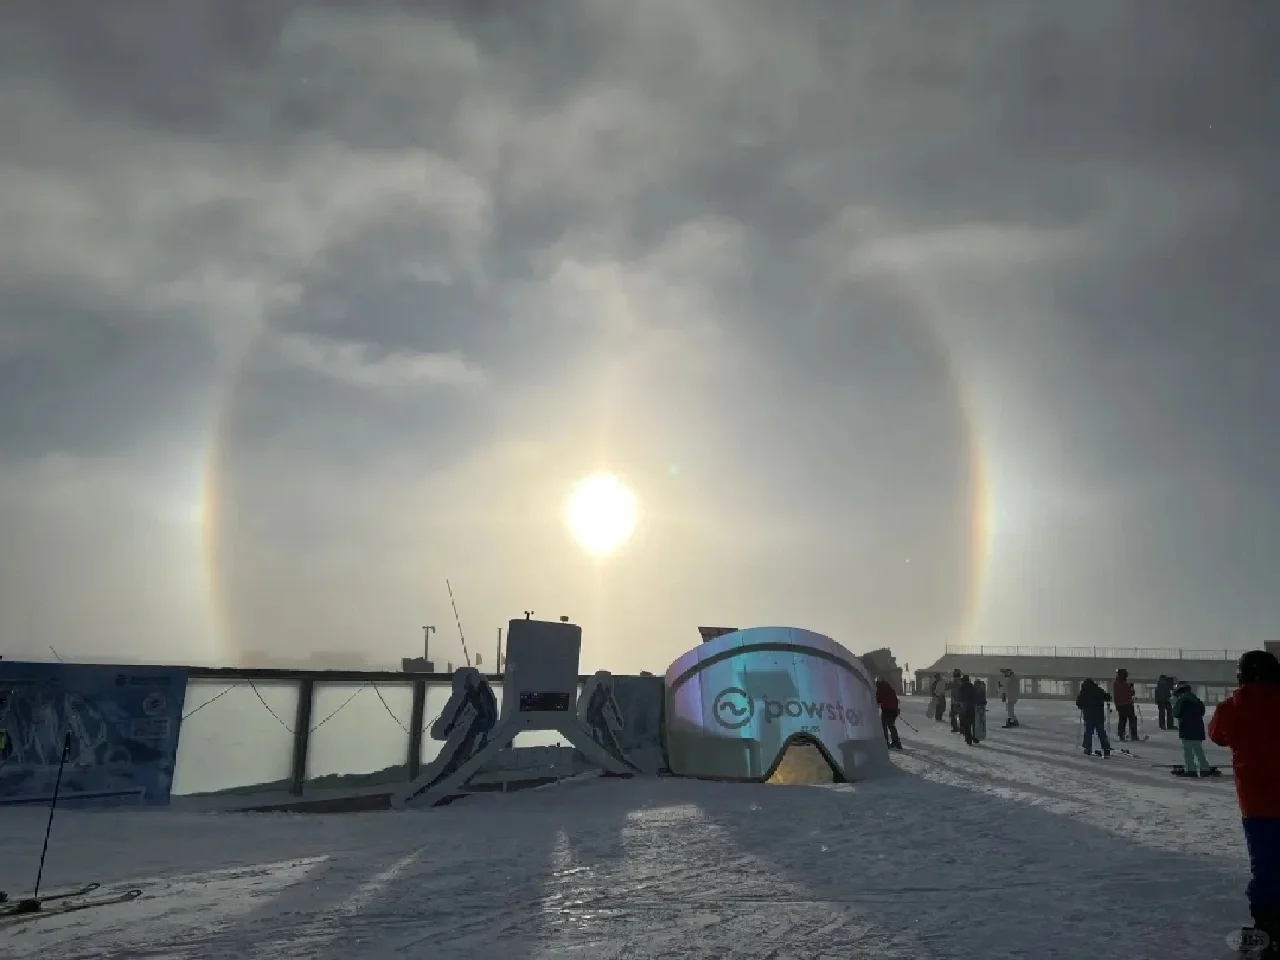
917;653;1238;685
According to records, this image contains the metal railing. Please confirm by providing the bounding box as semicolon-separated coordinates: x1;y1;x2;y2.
944;645;1249;661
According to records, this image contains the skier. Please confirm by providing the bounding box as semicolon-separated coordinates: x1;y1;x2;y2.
1209;650;1280;956
930;672;948;723
1171;681;1212;777
1076;678;1112;757
1154;674;1175;731
956;675;979;745
875;678;903;750
948;668;964;733
974;678;989;740
1113;668;1139;741
999;667;1021;728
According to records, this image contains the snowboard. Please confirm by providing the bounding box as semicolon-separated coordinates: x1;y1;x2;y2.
1170;766;1223;778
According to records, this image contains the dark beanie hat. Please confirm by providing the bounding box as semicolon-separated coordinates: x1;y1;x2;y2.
1238;650;1280;684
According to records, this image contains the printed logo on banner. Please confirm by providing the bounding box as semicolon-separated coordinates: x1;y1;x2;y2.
711;686;864;731
0;662;189;807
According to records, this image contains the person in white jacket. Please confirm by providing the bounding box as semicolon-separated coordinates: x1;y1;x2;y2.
999;668;1021;728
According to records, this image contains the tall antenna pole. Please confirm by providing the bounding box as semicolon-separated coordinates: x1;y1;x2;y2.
446;580;471;667
422;625;435;664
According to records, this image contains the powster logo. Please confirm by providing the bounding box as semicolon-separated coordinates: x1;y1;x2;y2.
712;687;863;730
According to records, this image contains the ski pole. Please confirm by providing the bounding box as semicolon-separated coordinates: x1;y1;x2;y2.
900;716;919;733
16;731;72;914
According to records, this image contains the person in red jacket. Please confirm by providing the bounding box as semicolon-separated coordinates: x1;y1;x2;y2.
1209;650;1280;954
875;678;902;750
1113;668;1139;741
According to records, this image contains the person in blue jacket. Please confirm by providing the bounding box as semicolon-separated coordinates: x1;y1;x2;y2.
956;675;979;745
1076;678;1112;757
973;678;989;741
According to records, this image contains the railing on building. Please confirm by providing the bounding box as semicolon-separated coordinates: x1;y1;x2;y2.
943;645;1250;661
176;667;592;800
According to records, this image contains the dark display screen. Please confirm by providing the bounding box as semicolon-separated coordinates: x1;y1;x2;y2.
519;691;572;712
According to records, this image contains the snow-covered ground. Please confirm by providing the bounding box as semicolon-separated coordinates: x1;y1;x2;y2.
0;698;1252;959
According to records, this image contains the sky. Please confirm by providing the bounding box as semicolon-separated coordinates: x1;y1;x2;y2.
1;0;1278;676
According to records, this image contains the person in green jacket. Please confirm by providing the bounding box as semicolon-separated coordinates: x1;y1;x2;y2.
1172;681;1211;776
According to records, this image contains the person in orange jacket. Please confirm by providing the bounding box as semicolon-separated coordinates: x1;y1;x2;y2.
1112;668;1139;741
875;678;902;750
1209;650;1280;954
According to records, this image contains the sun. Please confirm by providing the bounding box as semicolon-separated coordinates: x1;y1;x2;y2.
564;473;638;557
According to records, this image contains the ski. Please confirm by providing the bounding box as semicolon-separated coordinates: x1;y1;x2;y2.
0;883;100;915
1169;766;1225;779
0;888;141;926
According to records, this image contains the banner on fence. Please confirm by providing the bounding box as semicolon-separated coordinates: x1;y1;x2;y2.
0;661;189;807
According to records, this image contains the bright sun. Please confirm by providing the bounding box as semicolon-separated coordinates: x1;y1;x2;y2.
564;472;638;557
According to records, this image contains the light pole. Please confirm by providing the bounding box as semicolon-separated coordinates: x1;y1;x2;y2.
422;625;436;665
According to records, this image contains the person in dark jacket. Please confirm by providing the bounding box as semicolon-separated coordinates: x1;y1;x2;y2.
875;678;902;750
974;678;989;740
956;675;979;745
1210;650;1280;954
1076;678;1112;757
1154;674;1175;730
1171;681;1210;776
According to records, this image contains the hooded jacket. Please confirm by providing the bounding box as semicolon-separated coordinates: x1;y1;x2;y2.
1112;670;1134;707
931;675;947;699
875;680;900;713
1171;684;1206;741
1209;683;1280;818
974;679;988;708
956;678;977;710
1076;679;1111;721
1154;676;1174;701
1000;672;1020;704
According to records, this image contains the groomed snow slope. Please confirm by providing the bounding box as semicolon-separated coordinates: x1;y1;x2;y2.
0;699;1251;959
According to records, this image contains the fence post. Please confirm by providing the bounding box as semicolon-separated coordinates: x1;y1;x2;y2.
407;678;427;781
289;678;314;797
1177;649;1183;659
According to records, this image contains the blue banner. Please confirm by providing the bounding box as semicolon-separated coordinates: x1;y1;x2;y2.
0;662;188;807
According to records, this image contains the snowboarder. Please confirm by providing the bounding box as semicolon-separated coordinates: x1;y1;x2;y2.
1154;674;1175;731
875;678;903;750
956;675;979;745
1076;678;1112;757
974;678;989;740
929;673;948;723
999;667;1021;728
948;668;963;733
1209;650;1280;956
1171;681;1212;777
1113;668;1139;741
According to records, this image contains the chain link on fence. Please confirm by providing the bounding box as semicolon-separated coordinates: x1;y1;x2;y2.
182;680;415;736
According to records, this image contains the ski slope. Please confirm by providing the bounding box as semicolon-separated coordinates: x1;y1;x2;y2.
0;698;1251;959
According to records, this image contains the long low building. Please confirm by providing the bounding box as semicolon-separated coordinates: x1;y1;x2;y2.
914;644;1275;705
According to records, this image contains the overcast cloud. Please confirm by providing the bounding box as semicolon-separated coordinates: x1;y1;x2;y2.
1;0;1277;673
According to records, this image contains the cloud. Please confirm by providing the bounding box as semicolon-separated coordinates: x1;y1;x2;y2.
274;333;486;392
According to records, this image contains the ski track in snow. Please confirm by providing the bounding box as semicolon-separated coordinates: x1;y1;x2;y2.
0;700;1253;959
